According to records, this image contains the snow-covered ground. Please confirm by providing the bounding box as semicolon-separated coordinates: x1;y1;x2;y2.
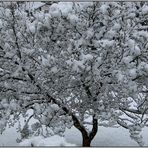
19;135;76;146
0;124;148;146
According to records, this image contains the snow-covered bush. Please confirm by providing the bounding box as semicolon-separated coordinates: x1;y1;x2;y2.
19;135;76;146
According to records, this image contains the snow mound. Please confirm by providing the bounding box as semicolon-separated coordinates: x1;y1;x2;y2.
19;135;76;146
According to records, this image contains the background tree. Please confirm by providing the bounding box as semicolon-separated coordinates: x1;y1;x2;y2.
0;2;148;147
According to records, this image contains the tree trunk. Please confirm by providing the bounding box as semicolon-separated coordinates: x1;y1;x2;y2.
72;114;98;147
82;134;91;147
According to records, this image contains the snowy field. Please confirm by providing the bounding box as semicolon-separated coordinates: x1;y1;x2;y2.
0;125;148;146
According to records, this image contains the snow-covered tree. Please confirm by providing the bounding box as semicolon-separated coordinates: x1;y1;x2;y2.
0;2;148;146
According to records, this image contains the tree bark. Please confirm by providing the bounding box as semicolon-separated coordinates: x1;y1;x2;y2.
82;133;91;147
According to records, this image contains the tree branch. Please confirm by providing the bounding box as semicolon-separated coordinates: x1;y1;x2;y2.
89;115;98;141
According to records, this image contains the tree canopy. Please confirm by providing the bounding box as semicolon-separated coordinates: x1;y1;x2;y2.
0;2;148;146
